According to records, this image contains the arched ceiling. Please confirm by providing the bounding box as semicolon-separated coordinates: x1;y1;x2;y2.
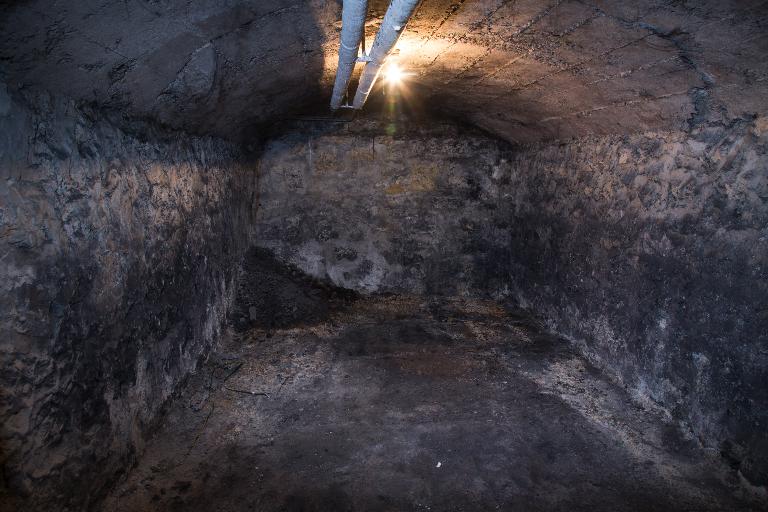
403;0;768;142
0;0;341;138
1;0;766;143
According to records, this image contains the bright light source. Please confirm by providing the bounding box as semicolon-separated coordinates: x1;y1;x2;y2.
384;64;406;85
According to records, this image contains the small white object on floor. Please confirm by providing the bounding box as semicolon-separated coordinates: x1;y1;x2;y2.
436;462;442;468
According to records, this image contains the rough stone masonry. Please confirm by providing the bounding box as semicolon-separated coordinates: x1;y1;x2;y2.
0;85;258;510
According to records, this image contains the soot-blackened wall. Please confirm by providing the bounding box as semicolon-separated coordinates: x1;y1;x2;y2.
504;122;768;487
0;85;257;510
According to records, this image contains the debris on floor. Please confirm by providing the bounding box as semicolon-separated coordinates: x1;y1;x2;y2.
102;296;762;512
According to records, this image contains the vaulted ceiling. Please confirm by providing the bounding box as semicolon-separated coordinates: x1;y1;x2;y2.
2;0;766;143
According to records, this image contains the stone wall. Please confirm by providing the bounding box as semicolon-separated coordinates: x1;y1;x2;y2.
0;85;257;510
503;121;768;488
256;121;512;296
256;118;768;487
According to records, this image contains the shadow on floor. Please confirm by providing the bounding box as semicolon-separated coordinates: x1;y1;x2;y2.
102;296;763;512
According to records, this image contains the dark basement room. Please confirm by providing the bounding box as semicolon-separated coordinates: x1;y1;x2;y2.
1;1;767;510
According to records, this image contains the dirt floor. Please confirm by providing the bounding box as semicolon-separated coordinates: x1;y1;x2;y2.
101;296;764;511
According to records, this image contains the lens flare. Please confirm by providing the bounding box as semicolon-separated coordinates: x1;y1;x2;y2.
384;64;406;85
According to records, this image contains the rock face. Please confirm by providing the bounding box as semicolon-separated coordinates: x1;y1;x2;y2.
0;85;257;510
256;120;514;295
504;122;768;487
256;117;768;487
0;0;339;140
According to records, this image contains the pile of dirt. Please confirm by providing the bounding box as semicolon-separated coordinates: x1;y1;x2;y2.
231;247;357;331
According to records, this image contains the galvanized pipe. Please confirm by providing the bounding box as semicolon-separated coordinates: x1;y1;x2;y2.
330;0;369;110
352;0;420;109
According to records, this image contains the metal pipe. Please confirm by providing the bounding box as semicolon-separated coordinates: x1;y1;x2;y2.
352;0;420;109
330;0;369;110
